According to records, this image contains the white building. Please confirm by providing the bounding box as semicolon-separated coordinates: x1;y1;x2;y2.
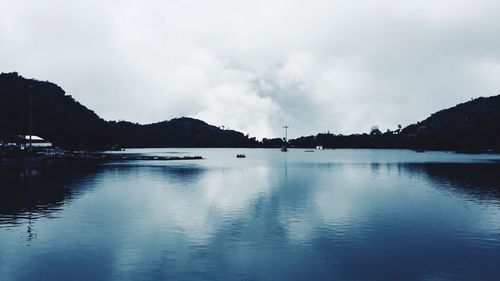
22;135;52;148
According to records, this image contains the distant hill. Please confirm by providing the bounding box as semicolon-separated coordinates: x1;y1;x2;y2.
399;95;500;150
109;117;257;148
288;95;500;151
0;72;258;148
1;72;499;150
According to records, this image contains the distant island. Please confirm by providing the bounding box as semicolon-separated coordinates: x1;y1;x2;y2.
1;72;499;151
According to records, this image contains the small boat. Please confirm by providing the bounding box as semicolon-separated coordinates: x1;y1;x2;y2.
109;145;125;151
236;154;246;158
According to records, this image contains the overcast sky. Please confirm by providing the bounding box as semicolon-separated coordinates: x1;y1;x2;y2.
2;0;500;139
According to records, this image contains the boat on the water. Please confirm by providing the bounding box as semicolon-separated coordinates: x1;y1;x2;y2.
236;154;246;158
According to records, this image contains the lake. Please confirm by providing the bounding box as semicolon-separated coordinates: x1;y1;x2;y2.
1;149;500;281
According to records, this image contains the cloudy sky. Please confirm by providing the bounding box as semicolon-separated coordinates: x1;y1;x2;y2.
1;0;500;139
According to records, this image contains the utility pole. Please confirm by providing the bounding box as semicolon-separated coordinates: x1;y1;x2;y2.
281;125;289;152
28;85;32;151
283;125;288;142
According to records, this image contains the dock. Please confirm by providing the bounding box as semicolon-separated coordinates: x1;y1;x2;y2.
70;152;203;161
0;151;203;167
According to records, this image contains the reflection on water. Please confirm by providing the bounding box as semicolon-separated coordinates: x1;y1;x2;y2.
402;163;500;202
0;164;100;226
1;149;500;281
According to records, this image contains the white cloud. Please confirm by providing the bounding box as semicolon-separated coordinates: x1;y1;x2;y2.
2;0;500;138
470;59;500;95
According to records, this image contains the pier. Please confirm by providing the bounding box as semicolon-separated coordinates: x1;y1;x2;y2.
72;152;203;161
0;150;203;167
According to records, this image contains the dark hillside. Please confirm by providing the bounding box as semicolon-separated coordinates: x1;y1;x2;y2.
400;95;500;150
1;72;499;150
110;118;257;147
288;95;500;151
0;73;258;148
0;72;109;148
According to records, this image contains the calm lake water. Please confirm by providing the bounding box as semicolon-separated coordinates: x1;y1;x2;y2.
1;149;500;281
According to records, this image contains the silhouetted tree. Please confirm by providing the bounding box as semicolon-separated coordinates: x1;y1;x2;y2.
370;126;382;135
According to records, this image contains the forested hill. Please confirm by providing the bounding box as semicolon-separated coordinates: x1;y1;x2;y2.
0;72;258;148
0;72;109;147
399;95;500;150
287;94;500;151
109;117;258;147
1;72;499;150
